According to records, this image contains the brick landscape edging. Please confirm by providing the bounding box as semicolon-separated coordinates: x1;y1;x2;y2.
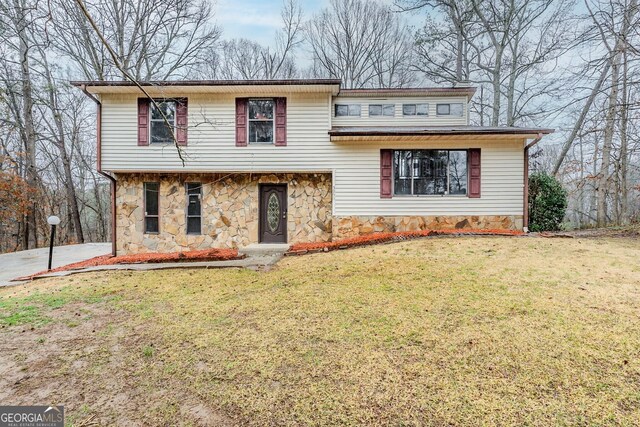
285;229;525;256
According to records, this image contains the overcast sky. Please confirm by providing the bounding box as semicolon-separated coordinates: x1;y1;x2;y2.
214;0;423;46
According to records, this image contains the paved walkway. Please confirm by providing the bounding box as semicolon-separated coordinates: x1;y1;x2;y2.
27;253;283;281
0;243;111;286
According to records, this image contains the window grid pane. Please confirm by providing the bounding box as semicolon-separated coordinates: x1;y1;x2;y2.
393;150;468;196
348;104;361;116
436;104;451;115
369;104;382;116
186;182;202;234
144;182;159;233
150;101;176;144
402;104;416;116
248;100;274;143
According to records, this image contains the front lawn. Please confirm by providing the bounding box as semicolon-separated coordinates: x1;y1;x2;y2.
1;236;639;425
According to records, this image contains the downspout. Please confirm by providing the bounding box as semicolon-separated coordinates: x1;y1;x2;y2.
523;134;544;233
80;85;117;256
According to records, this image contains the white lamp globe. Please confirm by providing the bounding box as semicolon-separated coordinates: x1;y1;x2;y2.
47;215;61;226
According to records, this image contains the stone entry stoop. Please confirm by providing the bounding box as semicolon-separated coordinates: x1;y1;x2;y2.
239;243;290;257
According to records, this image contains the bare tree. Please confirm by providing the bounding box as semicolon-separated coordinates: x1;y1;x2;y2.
306;0;416;88
204;0;303;80
586;0;638;226
52;0;221;80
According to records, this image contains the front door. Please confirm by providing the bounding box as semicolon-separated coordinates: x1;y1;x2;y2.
259;184;287;243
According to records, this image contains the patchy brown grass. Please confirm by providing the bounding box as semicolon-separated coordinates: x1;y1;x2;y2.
1;236;640;426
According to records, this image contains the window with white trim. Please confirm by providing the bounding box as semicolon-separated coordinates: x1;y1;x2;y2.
144;182;160;233
186;183;202;234
335;104;361;117
248;99;274;144
369;104;395;116
393;150;468;196
436;103;464;117
402;103;429;116
150;101;176;144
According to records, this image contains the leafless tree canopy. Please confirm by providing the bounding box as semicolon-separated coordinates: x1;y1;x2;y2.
0;0;639;253
306;0;417;88
53;0;221;80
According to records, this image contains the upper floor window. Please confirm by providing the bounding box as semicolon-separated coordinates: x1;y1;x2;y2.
335;104;361;117
393;150;467;196
403;103;429;116
436;103;464;117
369;104;394;117
248;99;274;144
150;101;176;144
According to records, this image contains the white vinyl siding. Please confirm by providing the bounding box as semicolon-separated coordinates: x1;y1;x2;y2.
331;96;468;126
331;140;524;216
101;92;524;217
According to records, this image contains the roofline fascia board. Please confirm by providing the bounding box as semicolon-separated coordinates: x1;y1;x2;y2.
70;79;343;87
328;129;555;137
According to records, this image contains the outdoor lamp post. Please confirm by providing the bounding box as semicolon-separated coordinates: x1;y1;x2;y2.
47;215;61;270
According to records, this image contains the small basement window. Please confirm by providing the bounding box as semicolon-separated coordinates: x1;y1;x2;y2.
186;183;202;234
335;104;361;117
248;99;274;144
436;103;464;117
144;182;160;233
369;104;395;117
150;101;176;144
402;103;429;116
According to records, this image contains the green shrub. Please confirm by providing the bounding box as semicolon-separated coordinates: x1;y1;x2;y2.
528;172;567;232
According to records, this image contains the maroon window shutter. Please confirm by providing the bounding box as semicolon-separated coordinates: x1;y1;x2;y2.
137;98;149;146
235;98;247;147
468;148;481;198
176;98;188;146
275;97;287;146
380;149;393;198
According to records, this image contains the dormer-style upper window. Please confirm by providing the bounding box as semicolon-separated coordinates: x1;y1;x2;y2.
369;104;395;117
248;99;274;144
150;101;176;144
335;104;361;117
436;103;464;117
402;103;429;116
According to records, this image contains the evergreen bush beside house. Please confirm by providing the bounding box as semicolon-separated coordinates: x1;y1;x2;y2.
528;172;568;232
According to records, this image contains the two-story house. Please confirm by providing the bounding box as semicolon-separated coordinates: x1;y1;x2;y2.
72;79;552;255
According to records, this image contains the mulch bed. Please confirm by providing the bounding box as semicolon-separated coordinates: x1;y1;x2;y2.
286;229;524;255
15;248;242;281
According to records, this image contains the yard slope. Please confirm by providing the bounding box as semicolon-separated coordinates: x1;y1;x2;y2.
1;236;639;426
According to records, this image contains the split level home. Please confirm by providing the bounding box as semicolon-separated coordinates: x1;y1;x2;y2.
72;79;553;255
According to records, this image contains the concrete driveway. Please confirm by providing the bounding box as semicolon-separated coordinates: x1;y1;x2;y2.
0;243;111;286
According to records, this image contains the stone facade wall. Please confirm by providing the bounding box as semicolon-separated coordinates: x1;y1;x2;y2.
115;173;332;254
332;215;523;239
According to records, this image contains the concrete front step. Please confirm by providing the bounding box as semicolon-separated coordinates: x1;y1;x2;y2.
239;243;290;257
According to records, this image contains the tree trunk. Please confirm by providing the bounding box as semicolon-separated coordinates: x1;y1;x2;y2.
618;39;629;224
552;61;610;176
597;54;619;227
14;0;38;248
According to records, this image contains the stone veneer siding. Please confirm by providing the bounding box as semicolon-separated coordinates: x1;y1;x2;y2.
115;173;332;254
332;215;523;239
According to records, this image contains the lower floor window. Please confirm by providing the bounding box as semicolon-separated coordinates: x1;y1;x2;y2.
186;182;202;234
144;182;160;233
394;150;468;196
